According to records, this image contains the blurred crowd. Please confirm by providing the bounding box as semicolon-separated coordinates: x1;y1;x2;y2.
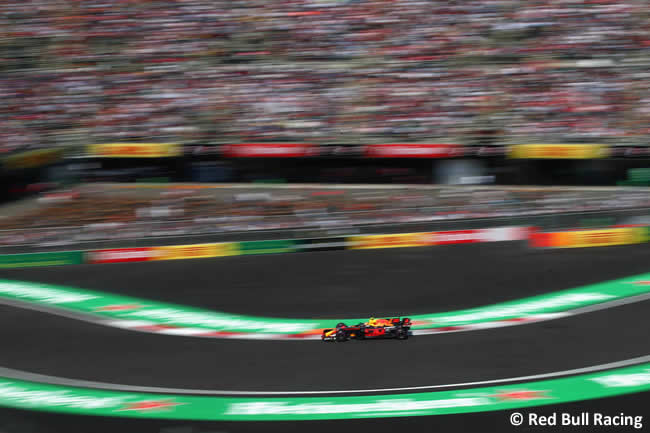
0;186;648;247
1;0;649;154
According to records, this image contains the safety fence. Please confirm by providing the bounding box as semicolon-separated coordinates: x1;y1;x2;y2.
1;205;649;255
1;182;648;254
0;223;648;269
0;227;529;268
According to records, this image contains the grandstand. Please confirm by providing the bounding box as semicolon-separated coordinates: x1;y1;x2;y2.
1;0;648;154
0;184;647;248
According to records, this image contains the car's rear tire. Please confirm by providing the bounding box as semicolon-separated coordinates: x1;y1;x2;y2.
397;328;409;340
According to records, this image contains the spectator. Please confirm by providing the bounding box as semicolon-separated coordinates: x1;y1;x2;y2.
0;0;648;153
0;185;648;246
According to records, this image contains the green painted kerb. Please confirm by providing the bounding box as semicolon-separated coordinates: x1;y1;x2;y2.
0;272;649;334
0;363;648;420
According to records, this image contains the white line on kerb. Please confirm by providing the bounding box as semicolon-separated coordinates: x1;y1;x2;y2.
570;292;650;315
0;355;648;396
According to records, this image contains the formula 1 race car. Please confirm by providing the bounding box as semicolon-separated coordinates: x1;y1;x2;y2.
321;317;411;342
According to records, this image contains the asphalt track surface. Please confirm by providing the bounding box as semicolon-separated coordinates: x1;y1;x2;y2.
3;242;650;318
0;242;648;395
